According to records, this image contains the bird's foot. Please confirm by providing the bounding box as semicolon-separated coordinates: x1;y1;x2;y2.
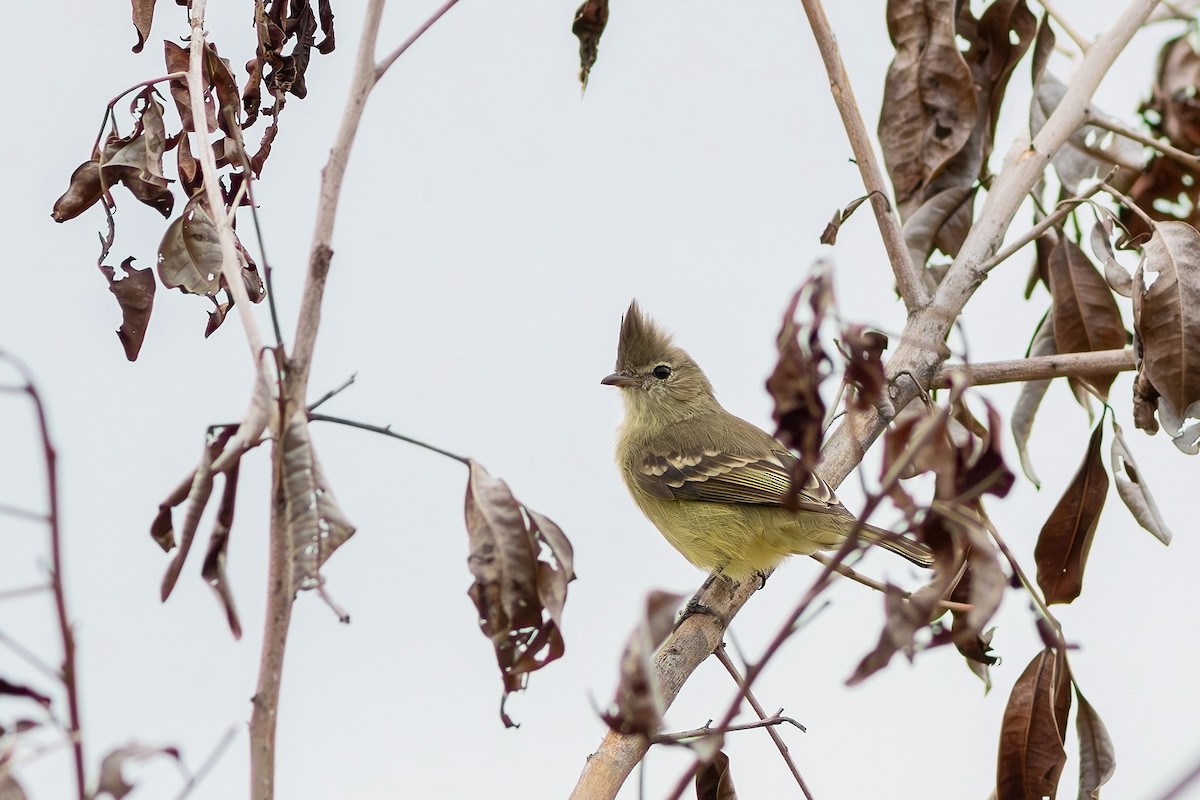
675;597;727;630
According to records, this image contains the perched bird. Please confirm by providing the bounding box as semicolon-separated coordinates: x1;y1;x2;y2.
602;300;932;580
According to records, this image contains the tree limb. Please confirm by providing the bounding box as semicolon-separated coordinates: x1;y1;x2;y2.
800;0;930;314
934;348;1137;388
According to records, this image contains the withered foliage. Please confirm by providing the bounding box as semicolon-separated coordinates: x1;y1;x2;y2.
851;395;1012;686
695;750;738;800
54;1;336;356
572;0;609;91
1126;34;1200;238
882;0;1035;265
465;462;575;728
1034;419;1107;606
601;590;680;736
1132;221;1200;449
766;268;833;504
996;648;1071;800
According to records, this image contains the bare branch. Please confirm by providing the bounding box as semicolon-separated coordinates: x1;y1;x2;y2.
800;0;930;313
809;552;972;612
713;646;813;799
0;353;86;800
187;1;267;364
934;348;1136;388
979;182;1106;273
375;0;464;81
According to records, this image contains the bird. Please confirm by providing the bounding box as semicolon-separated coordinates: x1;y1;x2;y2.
601;300;932;580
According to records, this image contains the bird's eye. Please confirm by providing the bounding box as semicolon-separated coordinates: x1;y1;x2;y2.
652;365;672;380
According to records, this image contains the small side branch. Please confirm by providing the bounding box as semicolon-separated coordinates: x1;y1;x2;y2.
0;354;85;800
713;646;814;799
800;0;930;313
933;348;1136;388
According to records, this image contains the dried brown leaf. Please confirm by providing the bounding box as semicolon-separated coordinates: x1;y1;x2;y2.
51;160;104;223
1133;220;1200;428
1048;237;1127;398
1150;35;1200;151
879;0;978;213
847;584;930;685
1110;420;1173;544
131;0;156;53
996;648;1071;800
820;194;871;246
767;269;833;504
160;428;235;601
1075;685;1116;800
602;590;681;736
466;461;575;727
202;456;242;639
158;200;223;296
1090;216;1133;298
695;751;738;800
952;400;1016;501
205;44;242;135
164;41;216;133
841;326;887;412
1012;312;1057;487
1035;420;1108;606
281;411;355;590
902;183;976;267
100;257;156;361
572;0;609;91
1124;156;1200;240
96;744;181;800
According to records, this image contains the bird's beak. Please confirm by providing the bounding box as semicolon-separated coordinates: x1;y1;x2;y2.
601;372;639;387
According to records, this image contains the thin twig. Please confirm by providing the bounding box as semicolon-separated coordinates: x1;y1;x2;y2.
0;502;48;522
1158;752;1200;800
714;646;814;799
1102;181;1156;229
220;105;285;351
0;629;60;683
0;354;86;800
290;0;460;396
977;182;1106;274
799;0;930;313
653;713;807;744
1085;111;1200;168
306;374;357;412
1037;0;1092;52
375;0;464;81
933;348;1136;388
809;553;972;613
174;726;239;800
308;413;470;464
0;584;51;602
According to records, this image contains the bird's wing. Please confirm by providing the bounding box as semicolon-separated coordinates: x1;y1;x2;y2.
633;445;845;515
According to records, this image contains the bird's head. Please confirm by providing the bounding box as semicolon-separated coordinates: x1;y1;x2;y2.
601;300;717;424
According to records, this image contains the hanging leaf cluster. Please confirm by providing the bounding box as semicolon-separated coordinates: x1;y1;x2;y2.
51;2;338;358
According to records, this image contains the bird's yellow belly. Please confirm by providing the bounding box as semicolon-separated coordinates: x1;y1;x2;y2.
633;494;845;580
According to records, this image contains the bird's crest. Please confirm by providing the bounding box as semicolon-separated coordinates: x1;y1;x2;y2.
616;300;678;370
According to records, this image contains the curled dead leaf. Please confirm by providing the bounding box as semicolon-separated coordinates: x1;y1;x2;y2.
695;750;738;800
602;590;681;736
99;258;156;361
767;268;833;505
572;0;609;91
465;460;575;727
51;160;104;223
1109;420;1173;544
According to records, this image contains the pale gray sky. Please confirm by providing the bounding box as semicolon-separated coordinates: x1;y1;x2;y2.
3;1;1198;798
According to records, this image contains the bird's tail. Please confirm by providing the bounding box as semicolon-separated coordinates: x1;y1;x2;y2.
859;523;934;568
